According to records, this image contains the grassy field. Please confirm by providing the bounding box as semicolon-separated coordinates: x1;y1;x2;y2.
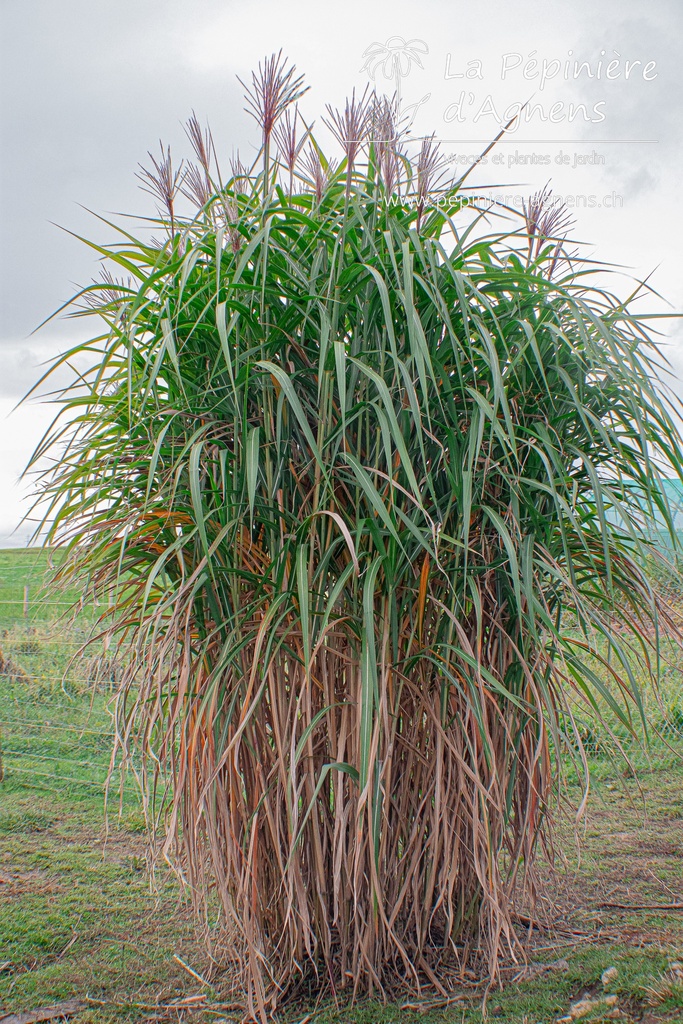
0;548;682;1023
0;548;77;625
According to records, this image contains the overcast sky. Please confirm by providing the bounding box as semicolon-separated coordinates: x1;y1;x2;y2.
1;0;682;545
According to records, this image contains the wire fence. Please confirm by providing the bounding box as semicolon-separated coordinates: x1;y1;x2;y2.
1;550;682;803
0;718;114;734
4;765;107;789
0;560;140;797
0;548;108;625
0;712;143;797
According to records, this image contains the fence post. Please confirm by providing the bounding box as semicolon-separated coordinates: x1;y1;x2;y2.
23;585;29;619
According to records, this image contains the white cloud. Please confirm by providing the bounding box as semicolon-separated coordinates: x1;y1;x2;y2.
0;398;57;546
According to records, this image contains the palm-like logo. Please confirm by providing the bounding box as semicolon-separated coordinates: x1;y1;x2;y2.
361;36;429;122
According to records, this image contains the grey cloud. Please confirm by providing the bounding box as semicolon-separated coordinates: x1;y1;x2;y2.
0;336;89;399
1;0;682;540
1;0;249;342
568;12;683;197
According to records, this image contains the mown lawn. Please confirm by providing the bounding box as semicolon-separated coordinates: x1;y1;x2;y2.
0;549;682;1023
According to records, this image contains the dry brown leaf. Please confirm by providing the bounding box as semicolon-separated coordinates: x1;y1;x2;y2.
0;1000;86;1024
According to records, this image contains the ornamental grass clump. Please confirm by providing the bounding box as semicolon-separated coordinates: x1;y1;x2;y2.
31;53;683;1018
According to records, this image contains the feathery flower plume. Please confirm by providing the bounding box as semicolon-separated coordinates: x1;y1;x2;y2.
370;95;401;195
523;183;575;275
238;51;309;194
323;86;372;193
415;133;448;228
273;105;311;193
301;142;336;203
136;142;184;236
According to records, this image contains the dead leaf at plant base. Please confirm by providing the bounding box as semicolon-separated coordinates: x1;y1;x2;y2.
557;993;619;1021
0;1000;86;1024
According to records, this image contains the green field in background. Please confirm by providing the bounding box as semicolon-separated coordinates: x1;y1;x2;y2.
0;548;682;1020
0;548;97;625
